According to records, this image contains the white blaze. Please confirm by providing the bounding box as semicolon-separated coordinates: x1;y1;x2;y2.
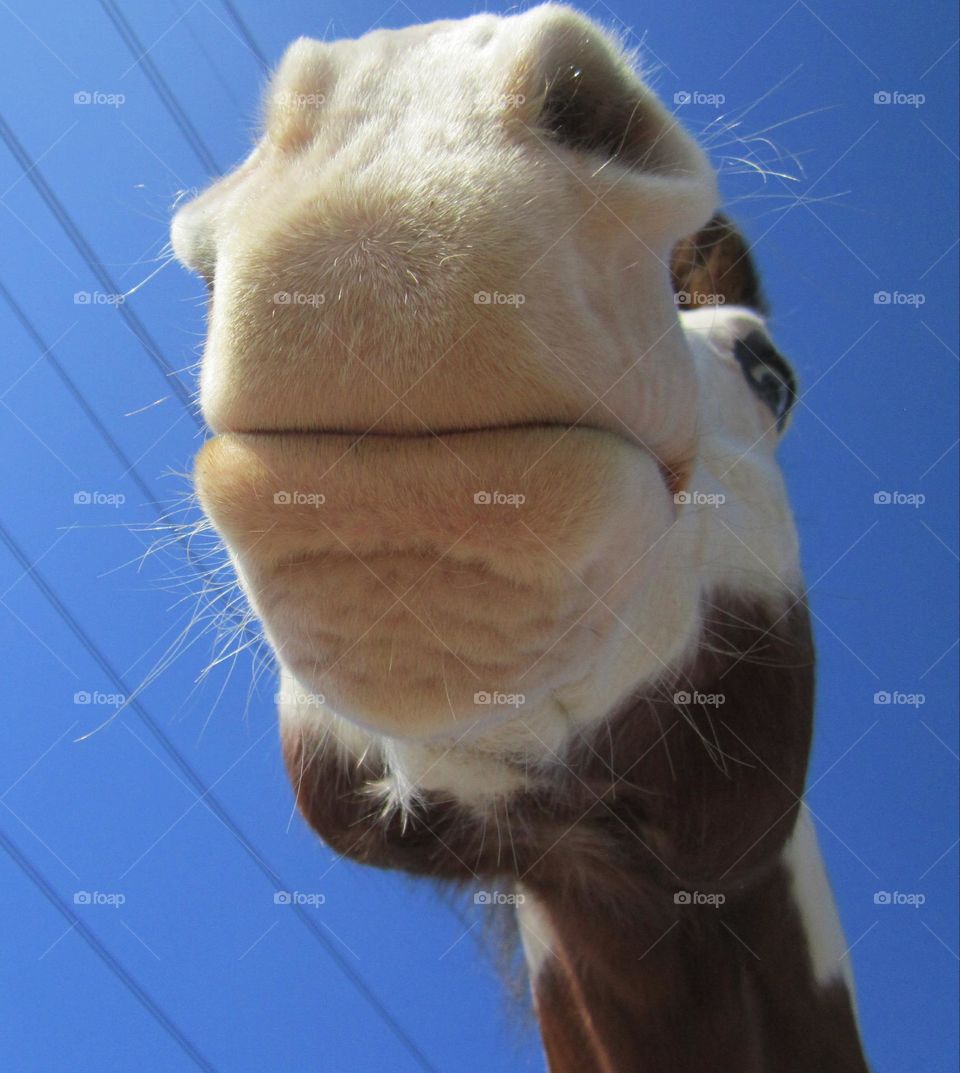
516;887;558;981
782;804;860;1009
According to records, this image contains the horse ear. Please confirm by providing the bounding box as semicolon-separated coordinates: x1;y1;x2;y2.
670;213;767;314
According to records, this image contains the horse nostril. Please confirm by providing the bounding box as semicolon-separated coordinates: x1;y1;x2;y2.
504;8;713;189
536;62;666;173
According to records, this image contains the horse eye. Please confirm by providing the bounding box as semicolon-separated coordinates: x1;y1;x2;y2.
732;331;796;431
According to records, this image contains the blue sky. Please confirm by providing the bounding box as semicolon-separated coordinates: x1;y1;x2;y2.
0;2;956;1071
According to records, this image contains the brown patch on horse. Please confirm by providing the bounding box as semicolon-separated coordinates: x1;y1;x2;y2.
533;862;867;1073
281;596;868;1070
283;596;813;886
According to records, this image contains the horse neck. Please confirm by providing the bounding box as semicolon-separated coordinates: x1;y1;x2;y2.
513;598;869;1073
282;595;871;1072
519;838;868;1073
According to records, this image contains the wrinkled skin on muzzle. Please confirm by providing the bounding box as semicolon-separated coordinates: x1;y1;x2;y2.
177;5;800;779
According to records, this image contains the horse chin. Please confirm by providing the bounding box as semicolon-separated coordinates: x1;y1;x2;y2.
194;426;699;741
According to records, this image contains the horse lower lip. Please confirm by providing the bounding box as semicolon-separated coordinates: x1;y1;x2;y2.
193;425;686;740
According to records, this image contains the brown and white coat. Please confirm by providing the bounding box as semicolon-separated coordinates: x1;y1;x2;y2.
172;7;871;1070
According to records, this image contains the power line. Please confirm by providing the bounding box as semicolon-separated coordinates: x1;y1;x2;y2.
98;0;221;177
5;9;438;1067
0;520;441;1073
168;0;244;108
0;113;201;424
0;275;250;628
0;825;222;1073
0;279;159;510
0;279;438;1070
217;0;270;72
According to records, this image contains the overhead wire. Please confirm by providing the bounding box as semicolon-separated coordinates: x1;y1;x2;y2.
98;0;222;177
0;6;440;1060
0;825;223;1073
0;519;441;1073
0;114;201;423
216;0;271;73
